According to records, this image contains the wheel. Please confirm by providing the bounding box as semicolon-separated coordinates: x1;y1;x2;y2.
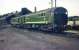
53;27;63;33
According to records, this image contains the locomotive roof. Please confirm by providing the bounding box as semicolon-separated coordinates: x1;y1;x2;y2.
12;7;67;19
26;7;67;15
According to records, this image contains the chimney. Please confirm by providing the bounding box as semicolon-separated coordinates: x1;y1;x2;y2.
34;6;37;13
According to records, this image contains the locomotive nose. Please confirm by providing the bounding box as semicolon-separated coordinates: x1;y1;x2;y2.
54;7;68;25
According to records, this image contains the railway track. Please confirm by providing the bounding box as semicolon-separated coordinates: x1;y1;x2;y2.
0;24;79;39
14;26;79;38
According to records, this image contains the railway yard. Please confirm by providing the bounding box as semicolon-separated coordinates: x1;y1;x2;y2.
0;0;79;50
0;25;79;50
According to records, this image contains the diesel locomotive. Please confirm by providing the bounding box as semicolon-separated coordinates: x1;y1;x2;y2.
10;7;68;32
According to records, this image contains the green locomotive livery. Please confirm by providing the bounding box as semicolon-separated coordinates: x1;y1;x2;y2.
11;8;52;24
10;7;68;32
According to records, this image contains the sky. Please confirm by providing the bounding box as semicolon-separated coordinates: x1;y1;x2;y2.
0;0;79;16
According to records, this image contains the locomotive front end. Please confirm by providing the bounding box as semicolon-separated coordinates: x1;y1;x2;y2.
52;7;68;32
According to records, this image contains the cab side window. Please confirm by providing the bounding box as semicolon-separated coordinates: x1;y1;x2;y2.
41;13;45;16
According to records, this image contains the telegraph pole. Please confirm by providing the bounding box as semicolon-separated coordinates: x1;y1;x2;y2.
51;0;56;8
51;0;53;8
55;0;56;8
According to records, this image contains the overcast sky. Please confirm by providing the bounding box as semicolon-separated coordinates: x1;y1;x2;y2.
0;0;79;16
